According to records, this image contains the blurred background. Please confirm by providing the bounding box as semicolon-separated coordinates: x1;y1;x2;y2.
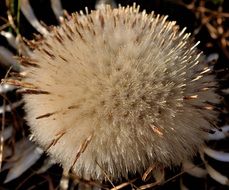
0;0;228;189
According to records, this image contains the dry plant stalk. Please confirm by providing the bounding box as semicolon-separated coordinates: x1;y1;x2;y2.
178;0;229;59
7;4;220;182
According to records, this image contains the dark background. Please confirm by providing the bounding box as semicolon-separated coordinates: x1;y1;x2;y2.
0;0;228;189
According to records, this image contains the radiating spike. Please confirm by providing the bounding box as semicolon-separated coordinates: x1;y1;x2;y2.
1;79;37;89
17;89;50;95
183;95;198;100
46;130;66;151
36;112;56;119
71;134;93;168
178;27;187;37
190;41;200;51
191;75;203;82
17;55;40;68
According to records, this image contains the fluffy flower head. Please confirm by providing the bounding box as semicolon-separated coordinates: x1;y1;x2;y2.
21;5;219;181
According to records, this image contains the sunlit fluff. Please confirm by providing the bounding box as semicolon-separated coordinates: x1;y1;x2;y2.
20;5;220;181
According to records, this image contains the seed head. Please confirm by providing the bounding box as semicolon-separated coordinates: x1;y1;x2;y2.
21;5;220;181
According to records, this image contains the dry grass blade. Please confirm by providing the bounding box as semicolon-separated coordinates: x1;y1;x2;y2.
139;168;164;189
205;164;229;185
142;165;156;181
176;0;229;59
110;179;137;190
183;160;207;178
203;147;229;162
70;173;104;189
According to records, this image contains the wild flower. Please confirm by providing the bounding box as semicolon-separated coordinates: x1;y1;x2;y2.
4;4;221;183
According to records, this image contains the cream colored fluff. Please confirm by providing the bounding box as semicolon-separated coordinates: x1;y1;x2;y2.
22;5;220;181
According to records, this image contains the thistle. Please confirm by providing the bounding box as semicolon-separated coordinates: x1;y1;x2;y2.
11;4;220;181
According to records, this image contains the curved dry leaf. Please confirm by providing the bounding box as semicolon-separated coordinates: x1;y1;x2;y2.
204;147;229;162
95;0;117;9
2;140;43;183
20;0;49;35
183;160;207;178
1;125;13;141
59;171;69;190
50;0;64;22
139;168;164;189
0;31;17;49
0;84;15;94
0;100;24;114
205;163;229;185
208;125;229;140
35;158;56;174
180;178;189;190
0;46;20;71
205;53;219;63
